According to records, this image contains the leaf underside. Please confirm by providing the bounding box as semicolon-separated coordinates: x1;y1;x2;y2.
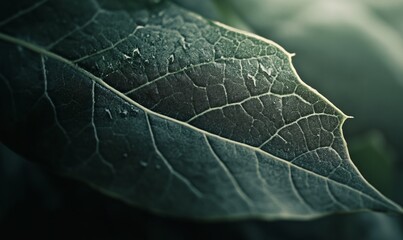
0;0;401;220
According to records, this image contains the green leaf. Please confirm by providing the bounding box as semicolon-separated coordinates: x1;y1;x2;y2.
194;0;403;166
179;0;403;207
0;0;401;220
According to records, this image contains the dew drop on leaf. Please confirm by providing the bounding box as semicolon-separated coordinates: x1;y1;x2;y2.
168;54;174;63
123;53;131;60
104;108;113;119
131;107;139;117
132;48;141;57
119;108;128;117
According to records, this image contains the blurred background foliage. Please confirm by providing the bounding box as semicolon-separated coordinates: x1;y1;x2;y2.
1;0;403;239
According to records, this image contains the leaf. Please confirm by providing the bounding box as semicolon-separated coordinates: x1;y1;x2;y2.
191;0;403;168
0;0;401;220
179;0;403;207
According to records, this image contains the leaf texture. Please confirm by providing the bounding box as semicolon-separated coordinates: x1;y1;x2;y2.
0;0;401;219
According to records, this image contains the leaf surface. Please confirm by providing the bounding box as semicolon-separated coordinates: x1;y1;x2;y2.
184;0;403;169
0;0;401;219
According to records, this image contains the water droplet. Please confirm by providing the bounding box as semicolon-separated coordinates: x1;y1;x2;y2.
134;25;144;32
105;108;113;120
130;107;139;117
119;108;128;117
140;161;148;167
123;153;128;158
179;38;189;50
168;54;174;63
259;63;272;77
132;48;141;57
247;74;257;86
